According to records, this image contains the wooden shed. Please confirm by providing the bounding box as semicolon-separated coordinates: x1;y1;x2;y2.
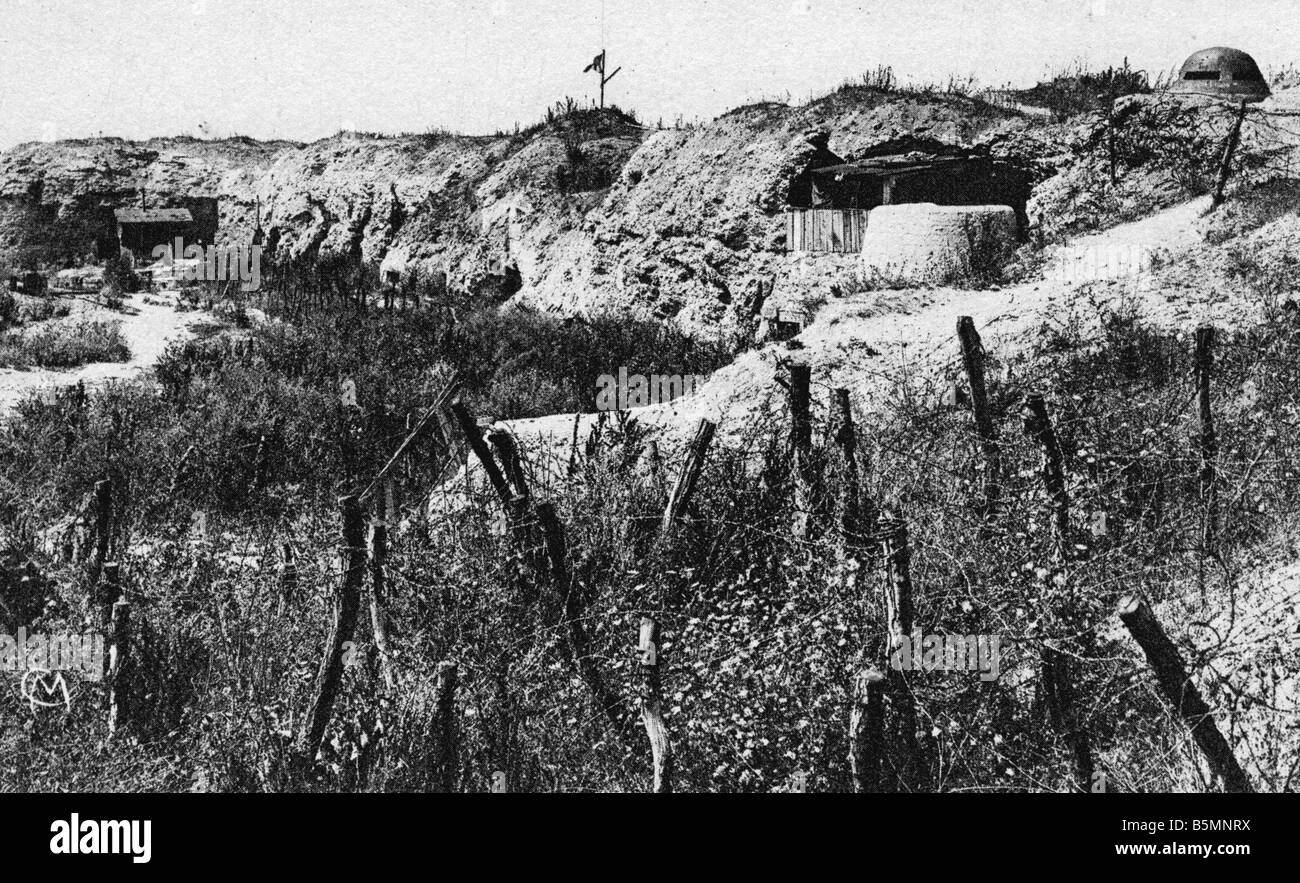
784;136;1032;252
785;207;869;253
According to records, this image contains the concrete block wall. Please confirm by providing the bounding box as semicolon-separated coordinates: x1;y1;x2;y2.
860;203;1017;284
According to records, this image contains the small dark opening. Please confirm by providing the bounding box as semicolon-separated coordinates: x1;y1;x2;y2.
1184;70;1221;81
1233;69;1265;81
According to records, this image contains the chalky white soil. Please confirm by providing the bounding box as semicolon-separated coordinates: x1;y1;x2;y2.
0;294;210;412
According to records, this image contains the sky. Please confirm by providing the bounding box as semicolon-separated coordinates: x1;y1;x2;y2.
0;0;1295;149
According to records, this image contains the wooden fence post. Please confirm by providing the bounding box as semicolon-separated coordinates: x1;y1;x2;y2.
638;616;673;793
1041;644;1096;792
369;483;395;692
848;668;886;793
788;364;814;538
339;400;363;488
879;517;916;651
1194;325;1218;592
433;660;459;792
95;562;123;633
1211;99;1248;208
106;600;131;741
1022;394;1069;554
661;419;716;534
833;388;872;567
484;426;537;552
448;401;512;506
536;501;629;733
298;494;367;769
1118;594;1252;792
957;317;1002;515
878;515;920;791
488;428;530;501
1022;393;1095;790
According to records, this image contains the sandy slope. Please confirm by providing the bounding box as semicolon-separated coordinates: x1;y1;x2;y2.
478;195;1243;498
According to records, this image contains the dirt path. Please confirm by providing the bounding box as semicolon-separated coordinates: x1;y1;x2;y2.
0;295;210;413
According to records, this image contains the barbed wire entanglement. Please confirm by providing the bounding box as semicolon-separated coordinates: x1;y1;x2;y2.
14;291;1291;794
5;88;1300;792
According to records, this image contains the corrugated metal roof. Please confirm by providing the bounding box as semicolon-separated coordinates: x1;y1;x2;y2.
114;207;193;224
811;155;973;179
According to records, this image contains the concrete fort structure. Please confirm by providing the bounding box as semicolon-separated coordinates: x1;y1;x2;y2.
859;203;1017;284
1167;47;1271;103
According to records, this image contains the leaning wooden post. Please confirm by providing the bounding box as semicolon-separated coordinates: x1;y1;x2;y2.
1211;99;1248;209
833;388;873;568
1022;393;1094;789
637;617;673;793
338;399;363;489
661;419;717;534
880;517;916;652
848;668;887;793
1022;394;1069;556
537;501;629;733
788;365;812;452
957;317;1002;515
369;483;395;692
106;600;131;741
1041;644;1096;792
878;515;920;791
448;401;513;506
298;495;367;769
488;428;530;501
1118;594;1253;792
1194;325;1218;592
788;364;814;538
433;660;459;792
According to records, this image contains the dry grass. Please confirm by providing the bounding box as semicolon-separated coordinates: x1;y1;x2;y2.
0;318;130;369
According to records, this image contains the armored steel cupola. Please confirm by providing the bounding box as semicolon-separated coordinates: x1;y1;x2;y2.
1168;47;1270;102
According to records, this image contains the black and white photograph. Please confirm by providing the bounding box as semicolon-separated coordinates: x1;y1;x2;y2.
0;0;1293;865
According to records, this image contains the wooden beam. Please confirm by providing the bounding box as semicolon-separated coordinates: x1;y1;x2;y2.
1118;594;1252;792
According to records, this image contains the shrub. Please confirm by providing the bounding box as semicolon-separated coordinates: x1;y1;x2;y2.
103;255;141;294
0;289;16;329
17;298;71;324
0;319;131;368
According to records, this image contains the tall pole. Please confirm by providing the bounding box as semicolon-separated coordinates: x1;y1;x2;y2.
588;48;620;111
